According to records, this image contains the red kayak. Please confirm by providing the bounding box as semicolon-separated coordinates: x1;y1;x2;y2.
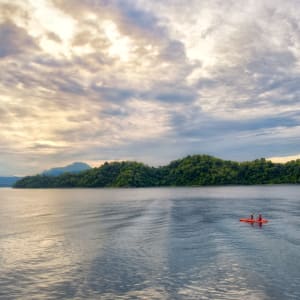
240;218;268;224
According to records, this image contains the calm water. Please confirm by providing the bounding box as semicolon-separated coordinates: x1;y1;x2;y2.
0;186;299;300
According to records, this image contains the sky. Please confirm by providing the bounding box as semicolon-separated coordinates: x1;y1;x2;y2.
1;0;300;175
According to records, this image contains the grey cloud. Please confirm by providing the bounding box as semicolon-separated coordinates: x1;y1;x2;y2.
33;56;73;68
72;30;95;46
1;53;86;101
90;82;197;104
0;56;55;89
91;85;136;102
0;21;38;58
116;0;161;32
52;77;86;95
193;48;300;112
72;26;110;51
162;76;300;158
101;107;128;117
46;31;62;43
0;3;29;22
149;86;196;103
159;40;187;63
246;51;295;77
162;2;300;110
29;143;68;150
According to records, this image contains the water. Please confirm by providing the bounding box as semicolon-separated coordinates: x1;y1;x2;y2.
0;186;299;299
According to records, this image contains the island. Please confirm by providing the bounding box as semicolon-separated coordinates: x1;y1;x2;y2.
14;155;300;188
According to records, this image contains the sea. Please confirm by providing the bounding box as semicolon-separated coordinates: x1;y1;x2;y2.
0;186;299;299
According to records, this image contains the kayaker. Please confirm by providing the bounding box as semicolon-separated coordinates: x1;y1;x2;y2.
258;214;262;221
250;214;254;220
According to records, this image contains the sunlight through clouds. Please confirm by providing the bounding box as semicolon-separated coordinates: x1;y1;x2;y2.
102;20;134;62
27;0;76;58
0;0;300;175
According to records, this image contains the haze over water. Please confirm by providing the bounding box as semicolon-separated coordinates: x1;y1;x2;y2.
0;186;299;299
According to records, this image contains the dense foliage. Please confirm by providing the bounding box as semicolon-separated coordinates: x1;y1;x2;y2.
14;155;300;188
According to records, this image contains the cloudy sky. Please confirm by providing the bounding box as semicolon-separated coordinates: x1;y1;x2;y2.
1;0;300;175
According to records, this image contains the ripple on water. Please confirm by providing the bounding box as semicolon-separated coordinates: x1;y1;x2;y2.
0;187;300;299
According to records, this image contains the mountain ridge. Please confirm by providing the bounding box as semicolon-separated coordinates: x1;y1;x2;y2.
42;162;91;176
0;176;22;187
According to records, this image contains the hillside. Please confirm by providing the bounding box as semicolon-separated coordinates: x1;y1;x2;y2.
14;155;300;188
43;162;91;176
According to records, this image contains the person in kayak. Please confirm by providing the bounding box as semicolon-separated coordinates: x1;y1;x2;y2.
258;214;262;221
250;214;254;220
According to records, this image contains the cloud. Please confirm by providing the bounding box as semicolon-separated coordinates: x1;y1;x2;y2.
0;21;38;58
0;0;300;175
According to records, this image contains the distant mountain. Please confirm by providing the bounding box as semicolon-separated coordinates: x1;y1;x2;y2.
0;176;22;187
43;162;91;176
13;155;300;188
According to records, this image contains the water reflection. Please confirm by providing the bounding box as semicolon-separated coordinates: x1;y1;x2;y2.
0;186;299;299
0;189;85;299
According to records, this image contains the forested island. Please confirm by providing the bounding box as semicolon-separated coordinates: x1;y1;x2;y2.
14;155;300;188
